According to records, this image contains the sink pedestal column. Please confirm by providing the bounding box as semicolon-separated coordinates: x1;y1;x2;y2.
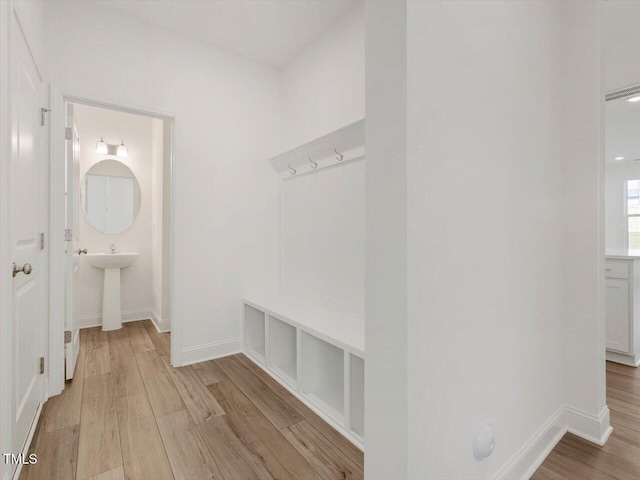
102;267;122;331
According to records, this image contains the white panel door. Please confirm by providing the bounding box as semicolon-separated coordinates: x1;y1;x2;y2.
10;17;44;467
606;277;631;354
65;104;80;379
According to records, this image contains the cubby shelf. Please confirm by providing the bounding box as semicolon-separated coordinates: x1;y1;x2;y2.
242;293;365;450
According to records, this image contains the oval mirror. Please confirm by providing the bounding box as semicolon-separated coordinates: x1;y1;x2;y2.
82;159;141;234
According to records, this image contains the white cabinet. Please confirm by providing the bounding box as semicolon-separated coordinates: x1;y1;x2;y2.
606;278;631;353
242;293;364;450
605;257;640;366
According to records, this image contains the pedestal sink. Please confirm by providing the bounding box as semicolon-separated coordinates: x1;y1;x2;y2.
86;253;140;331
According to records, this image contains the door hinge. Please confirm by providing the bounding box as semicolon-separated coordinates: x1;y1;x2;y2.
65;127;72;140
39;357;45;375
39;232;45;250
64;330;72;344
41;108;50;127
64;228;72;242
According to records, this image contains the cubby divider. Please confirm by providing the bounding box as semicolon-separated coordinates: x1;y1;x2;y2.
350;354;365;439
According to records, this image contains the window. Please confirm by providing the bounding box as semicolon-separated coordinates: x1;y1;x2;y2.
628;180;640;248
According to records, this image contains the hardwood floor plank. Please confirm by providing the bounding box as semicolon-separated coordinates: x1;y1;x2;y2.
156;409;224;480
24;425;79;480
76;373;122;480
607;385;640;408
42;344;86;432
234;354;364;466
135;350;185;418
143;322;171;357
116;392;174;480
161;356;224;424
126;323;155;353
87;466;125;480
607;371;640;395
556;434;640;480
599;423;640;467
216;355;303;430
197;415;273;480
108;329;146;399
282;420;363;480
84;327;111;377
531;465;573;480
611;408;640;433
541;450;619;480
607;395;640;418
607;361;640;379
192;360;229;386
208;381;321;480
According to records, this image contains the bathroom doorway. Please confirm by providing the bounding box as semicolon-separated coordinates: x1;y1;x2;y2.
49;95;175;392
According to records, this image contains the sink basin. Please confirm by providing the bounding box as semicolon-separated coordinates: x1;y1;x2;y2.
85;252;139;331
86;252;140;269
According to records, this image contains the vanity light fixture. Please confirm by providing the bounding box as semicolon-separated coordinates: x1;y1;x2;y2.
117;140;128;157
96;137;108;154
627;96;640;103
615;156;625;161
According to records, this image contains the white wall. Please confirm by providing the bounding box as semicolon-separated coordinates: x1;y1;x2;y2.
74;104;154;326
280;2;364;150
365;1;606;478
560;0;607;429
406;2;565;477
44;1;281;364
151;118;163;321
277;2;366;314
149;117;172;330
281;159;365;311
364;1;408;477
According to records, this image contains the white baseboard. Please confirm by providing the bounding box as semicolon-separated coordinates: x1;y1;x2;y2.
493;406;566;480
180;338;241;366
565;405;613;446
79;308;155;329
606;350;640;367
149;308;171;333
494;404;612;480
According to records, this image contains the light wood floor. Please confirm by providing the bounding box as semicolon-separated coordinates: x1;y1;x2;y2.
20;320;363;480
533;361;640;479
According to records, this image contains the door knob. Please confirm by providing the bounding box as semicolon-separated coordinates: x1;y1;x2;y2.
12;263;32;278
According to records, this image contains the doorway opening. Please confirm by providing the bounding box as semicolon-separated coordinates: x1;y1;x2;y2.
52;97;174;387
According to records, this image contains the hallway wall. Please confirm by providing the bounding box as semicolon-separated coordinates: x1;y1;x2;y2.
44;1;282;365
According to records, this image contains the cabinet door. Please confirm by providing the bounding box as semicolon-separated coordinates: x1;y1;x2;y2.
606;277;632;354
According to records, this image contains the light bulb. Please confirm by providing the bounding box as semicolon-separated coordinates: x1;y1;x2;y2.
96;137;108;154
117;141;128;157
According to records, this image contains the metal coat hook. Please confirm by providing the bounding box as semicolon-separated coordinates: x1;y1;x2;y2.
288;164;297;175
309;157;318;169
335;148;344;162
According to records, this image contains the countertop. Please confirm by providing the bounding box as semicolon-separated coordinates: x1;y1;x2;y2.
606;249;640;260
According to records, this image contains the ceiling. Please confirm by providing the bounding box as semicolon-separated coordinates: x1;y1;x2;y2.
85;0;358;68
